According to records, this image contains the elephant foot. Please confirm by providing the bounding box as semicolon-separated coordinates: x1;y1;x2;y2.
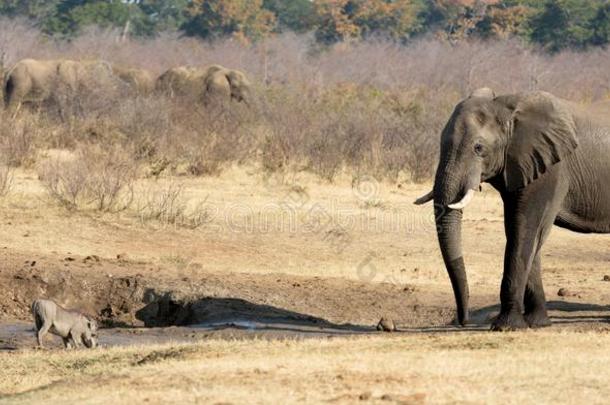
524;311;552;328
490;311;528;332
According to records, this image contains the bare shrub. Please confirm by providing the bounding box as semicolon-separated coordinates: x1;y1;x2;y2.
134;182;211;229
0;163;13;197
38;144;136;211
0;18;39;70
163;101;260;177
38;157;88;210
258;84;450;183
9;28;610;183
0;112;40;167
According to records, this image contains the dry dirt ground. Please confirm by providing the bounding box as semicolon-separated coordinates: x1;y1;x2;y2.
0;167;608;403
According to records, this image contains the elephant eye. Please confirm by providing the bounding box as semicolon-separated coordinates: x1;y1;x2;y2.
474;143;484;155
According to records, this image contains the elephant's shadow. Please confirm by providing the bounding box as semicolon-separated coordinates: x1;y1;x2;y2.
134;292;372;335
469;301;610;326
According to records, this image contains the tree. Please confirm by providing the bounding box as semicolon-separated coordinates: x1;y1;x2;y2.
353;0;426;40
314;0;361;43
314;0;426;44
527;0;600;52
0;0;60;20
475;1;533;39
423;0;503;42
43;0;149;37
590;3;610;46
138;0;189;33
262;0;316;33
183;0;276;42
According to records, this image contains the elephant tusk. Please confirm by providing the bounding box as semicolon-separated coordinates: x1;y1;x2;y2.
414;190;434;205
448;189;476;210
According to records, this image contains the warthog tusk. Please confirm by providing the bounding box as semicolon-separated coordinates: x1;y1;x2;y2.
414;190;434;205
448;189;476;210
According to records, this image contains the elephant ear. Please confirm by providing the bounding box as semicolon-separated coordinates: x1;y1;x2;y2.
505;92;578;192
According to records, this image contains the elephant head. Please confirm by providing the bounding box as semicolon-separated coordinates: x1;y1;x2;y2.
415;88;578;325
204;66;252;105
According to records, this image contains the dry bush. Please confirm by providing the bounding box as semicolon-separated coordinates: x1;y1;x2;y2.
38;144;136;211
38;157;87;209
0;162;13;197
7;24;610;183
0;111;41;168
258;84;451;182
133;182;211;229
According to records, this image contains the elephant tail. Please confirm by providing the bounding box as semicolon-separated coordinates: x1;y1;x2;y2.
3;73;13;108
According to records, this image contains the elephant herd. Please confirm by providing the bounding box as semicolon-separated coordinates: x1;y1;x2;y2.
2;58;252;111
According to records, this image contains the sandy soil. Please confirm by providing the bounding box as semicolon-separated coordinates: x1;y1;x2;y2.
0;167;607;349
0;167;608;403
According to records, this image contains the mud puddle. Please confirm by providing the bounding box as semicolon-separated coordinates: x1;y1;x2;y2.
0;319;376;351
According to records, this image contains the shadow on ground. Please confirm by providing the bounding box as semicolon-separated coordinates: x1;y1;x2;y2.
463;300;610;328
135;294;371;334
3;298;608;351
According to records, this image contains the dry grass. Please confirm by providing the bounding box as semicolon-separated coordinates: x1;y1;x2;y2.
38;145;136;212
0;169;608;404
3;24;610;185
0;166;607;316
133;181;211;229
1;331;609;404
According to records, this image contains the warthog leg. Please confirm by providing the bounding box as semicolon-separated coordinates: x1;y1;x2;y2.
36;321;51;348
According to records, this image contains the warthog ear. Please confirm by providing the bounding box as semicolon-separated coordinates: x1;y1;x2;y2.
505;91;578;191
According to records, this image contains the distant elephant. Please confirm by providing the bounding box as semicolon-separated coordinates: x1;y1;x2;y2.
155;66;204;99
4;58;112;109
415;88;610;331
111;65;155;95
202;65;251;105
156;64;251;105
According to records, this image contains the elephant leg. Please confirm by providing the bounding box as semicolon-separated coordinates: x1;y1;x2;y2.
492;172;566;332
524;253;551;328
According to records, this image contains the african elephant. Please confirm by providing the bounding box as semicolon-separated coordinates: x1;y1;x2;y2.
156;64;251;105
111;65;155;95
415;88;610;331
4;58;113;110
202;65;251;105
155;66;203;99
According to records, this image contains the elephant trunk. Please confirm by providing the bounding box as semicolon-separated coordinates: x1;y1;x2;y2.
433;167;471;326
434;204;469;325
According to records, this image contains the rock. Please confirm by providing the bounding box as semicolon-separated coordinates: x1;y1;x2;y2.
603;275;610;282
358;392;372;400
377;317;396;332
380;393;426;404
84;255;100;263
403;285;416;293
557;288;580;298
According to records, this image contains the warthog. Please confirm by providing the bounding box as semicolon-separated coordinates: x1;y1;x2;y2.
31;299;98;349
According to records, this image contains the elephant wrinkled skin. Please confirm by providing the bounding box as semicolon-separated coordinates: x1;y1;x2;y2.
415;89;610;331
156;64;251;105
4;58;112;109
111;65;155;95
